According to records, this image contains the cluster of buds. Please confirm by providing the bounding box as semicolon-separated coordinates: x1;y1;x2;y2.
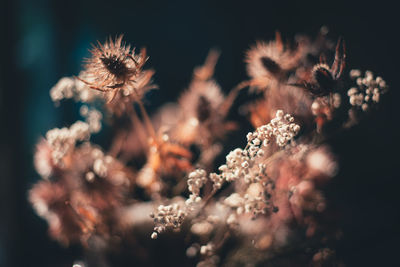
209;110;300;190
224;183;273;218
200;242;215;256
150;203;187;239
218;148;252;183
348;70;388;111
247;110;300;147
187;169;208;197
45;121;90;166
49;74;101;103
80;106;102;134
88;148;114;179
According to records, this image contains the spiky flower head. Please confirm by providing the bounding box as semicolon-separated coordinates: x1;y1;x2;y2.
80;35;151;103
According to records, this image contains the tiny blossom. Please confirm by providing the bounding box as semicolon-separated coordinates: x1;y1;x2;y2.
34;141;54;179
69;121;90;140
209;172;224;190
191;221;213;235
348;70;388;111
85;171;95;182
150;203;187;238
152;170;208;239
93;158;108;178
224;189;270;219
80;106;102;133
243;193;266;216
247;110;300;147
220;148;252;182
209;110;299;189
349;69;362;79
150;232;158;239
45;121;90;166
50;77;75;102
224;193;244;208
187;169;207;196
200;243;214;255
136;165;157;188
306;146;338;177
226;183;273;219
185;194;202;207
226;213;238;226
186;244;199;257
50;75;101;103
332;93;341;108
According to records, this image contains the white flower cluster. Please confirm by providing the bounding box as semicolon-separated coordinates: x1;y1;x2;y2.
151;169;209;239
45;121;90;166
200;242;214;255
196;243;220;267
50;74;101;103
150;203;187;239
218;148;252;183
209;172;224;190
242;193;267;216
151;111;299;240
190;220;214;235
215;149;266;185
209;110;299;189
80;106;102;133
247;110;300;147
224;190;268;218
50;77;75;101
187;169;207;196
348;70;388;111
186;169;207;206
91;149;114;178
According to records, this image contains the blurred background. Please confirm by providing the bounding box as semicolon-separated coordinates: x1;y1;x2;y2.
1;0;399;266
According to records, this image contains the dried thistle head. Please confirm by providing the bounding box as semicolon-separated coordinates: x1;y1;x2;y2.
246;32;304;91
172;51;236;147
105;69;156;116
172;79;237;147
78;35;151;103
291;38;346;97
179;80;224;122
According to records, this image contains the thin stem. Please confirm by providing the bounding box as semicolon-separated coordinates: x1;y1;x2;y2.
220;80;252;117
109;130;128;158
194;49;220;81
133;92;158;144
110;105;147;159
191;188;219;219
214;228;231;250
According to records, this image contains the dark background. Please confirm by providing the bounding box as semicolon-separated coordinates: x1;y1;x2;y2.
1;0;399;266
